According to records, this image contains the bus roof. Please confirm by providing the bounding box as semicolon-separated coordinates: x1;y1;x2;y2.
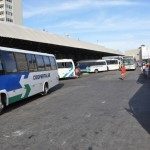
0;46;55;57
77;59;106;63
56;59;74;62
105;59;119;61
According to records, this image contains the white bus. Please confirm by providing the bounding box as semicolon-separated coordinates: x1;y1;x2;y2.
105;59;120;70
56;59;76;78
122;56;136;70
0;46;59;113
77;59;107;73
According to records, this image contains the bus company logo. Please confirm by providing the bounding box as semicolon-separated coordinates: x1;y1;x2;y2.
33;73;50;80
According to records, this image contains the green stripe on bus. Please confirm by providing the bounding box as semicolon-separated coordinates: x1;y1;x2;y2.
8;84;31;104
63;67;74;78
23;84;31;98
9;94;22;104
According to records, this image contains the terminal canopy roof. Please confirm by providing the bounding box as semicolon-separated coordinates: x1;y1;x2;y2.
0;22;123;56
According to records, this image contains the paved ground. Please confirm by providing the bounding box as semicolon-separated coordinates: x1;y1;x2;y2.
0;68;150;150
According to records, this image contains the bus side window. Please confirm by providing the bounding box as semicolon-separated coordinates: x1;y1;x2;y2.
57;62;64;68
43;56;51;71
49;56;57;70
66;62;72;68
35;55;45;71
15;53;28;72
26;54;37;72
107;60;110;65
62;63;65;68
1;51;17;73
0;52;4;75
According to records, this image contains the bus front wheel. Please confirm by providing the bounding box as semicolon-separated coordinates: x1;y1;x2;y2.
0;94;6;114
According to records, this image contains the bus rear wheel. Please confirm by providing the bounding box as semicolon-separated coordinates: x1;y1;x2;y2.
94;69;98;73
42;83;49;96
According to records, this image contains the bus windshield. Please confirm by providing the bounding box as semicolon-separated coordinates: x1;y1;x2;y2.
123;59;134;65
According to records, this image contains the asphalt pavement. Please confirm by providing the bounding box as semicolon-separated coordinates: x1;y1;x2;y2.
0;68;150;150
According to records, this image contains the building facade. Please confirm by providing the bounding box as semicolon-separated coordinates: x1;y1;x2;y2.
125;48;140;61
0;0;22;25
139;45;150;61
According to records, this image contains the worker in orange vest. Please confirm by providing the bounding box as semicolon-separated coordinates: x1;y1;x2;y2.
121;65;126;80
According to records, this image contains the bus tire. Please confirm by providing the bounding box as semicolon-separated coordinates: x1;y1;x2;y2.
0;93;6;115
107;66;109;71
94;69;98;73
42;83;49;96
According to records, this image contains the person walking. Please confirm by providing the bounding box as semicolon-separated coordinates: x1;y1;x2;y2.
121;65;126;80
75;67;81;78
144;64;149;78
141;64;146;74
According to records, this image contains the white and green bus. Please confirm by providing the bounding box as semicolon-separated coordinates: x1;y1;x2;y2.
56;59;76;79
0;46;59;113
105;59;121;70
77;59;108;73
122;56;136;70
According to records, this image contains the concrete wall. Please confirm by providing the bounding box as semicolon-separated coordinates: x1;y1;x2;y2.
13;0;23;25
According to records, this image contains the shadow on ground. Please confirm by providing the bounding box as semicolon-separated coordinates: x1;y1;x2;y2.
125;73;150;134
2;83;64;115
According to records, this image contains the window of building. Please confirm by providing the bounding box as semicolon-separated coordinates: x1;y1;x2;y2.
6;11;12;15
6;0;12;3
26;54;37;72
0;4;4;9
0;11;4;15
15;53;28;72
0;18;4;21
6;18;13;22
1;51;17;73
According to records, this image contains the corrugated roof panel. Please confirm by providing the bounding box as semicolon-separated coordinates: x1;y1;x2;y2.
0;22;123;55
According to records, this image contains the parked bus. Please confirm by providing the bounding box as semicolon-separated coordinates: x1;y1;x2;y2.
0;46;59;113
122;56;136;70
56;59;76;78
77;59;107;73
105;59;121;70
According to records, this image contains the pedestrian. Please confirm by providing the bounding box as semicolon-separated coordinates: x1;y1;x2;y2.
121;65;126;80
144;64;149;78
75;67;81;78
141;64;146;74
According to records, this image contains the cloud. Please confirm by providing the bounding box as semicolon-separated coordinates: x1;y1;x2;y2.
23;0;149;51
42;16;150;34
23;0;144;19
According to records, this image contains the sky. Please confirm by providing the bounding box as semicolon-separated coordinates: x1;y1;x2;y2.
23;0;150;51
